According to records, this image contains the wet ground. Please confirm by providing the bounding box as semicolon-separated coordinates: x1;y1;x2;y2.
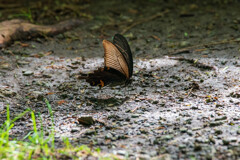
0;0;240;159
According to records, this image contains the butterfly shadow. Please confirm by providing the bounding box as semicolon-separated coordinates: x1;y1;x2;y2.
85;95;130;109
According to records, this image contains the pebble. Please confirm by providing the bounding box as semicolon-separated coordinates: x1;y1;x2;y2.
105;133;113;139
161;135;174;140
209;121;224;127
71;128;80;133
215;116;227;121
84;129;96;135
131;114;140;118
114;150;127;156
23;70;33;76
222;138;230;145
180;127;188;133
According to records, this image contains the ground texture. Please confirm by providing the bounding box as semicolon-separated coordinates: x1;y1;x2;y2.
0;0;240;159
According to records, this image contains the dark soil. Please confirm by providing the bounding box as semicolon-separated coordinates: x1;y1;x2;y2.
0;0;240;159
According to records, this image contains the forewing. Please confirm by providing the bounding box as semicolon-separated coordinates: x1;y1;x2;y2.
113;34;133;77
102;40;129;79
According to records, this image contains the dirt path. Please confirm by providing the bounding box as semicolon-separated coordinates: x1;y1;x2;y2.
0;1;240;159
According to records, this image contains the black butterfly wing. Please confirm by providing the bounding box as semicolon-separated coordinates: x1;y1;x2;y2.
79;67;126;87
103;39;129;79
113;34;133;78
79;34;133;87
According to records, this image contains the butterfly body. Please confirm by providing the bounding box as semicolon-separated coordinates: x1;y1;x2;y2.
79;34;133;88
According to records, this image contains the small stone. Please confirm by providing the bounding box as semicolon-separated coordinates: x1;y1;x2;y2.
187;130;193;136
139;128;148;134
180;127;188;133
71;128;80;133
237;130;240;135
215;116;227;121
161;135;174;140
17;60;30;65
192;127;202;131
138;154;151;160
214;129;223;135
152;154;171;160
131;114;140;118
143;123;150;127
208;135;216;144
194;143;202;151
84;129;96;135
23;70;33;76
30;91;44;100
179;144;186;149
115;150;127;156
229;137;237;142
0;89;16;97
209;121;224;127
78;116;95;125
222;138;230;145
152;100;159;104
105;133;113;139
195;137;209;143
43;74;52;78
191;106;198;109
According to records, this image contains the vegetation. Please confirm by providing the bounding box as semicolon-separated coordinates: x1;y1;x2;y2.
0;100;120;160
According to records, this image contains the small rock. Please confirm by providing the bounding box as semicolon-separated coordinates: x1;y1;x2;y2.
152;100;159;104
78;116;95;125
192;127;202;131
194;143;202;151
180;127;188;133
105;133;113;139
17;60;30;65
214;129;223;135
114;150;127;156
71;128;80;133
43;74;52;78
84;129;96;135
195;137;209;143
160;135;174;140
208;135;215;144
222;138;230;145
138;154;151;160
144;123;150;127
215;116;227;121
23;70;33;76
152;154;171;160
131;114;140;118
179;144;186;149
139;128;148;134
228;137;237;142
187;130;193;136
0;89;16;97
209;121;224;127
237;130;240;135
191;106;198;110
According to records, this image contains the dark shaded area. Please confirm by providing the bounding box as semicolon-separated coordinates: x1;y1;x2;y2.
0;0;240;159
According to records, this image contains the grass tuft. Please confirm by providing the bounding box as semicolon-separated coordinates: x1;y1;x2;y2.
0;102;121;160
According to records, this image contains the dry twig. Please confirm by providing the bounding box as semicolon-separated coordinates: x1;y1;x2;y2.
166;56;218;71
121;9;169;34
169;38;240;55
0;19;83;48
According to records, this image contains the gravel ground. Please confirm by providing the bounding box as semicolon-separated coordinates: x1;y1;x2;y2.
0;0;240;159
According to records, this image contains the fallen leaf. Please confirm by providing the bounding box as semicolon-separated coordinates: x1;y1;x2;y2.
57;100;66;105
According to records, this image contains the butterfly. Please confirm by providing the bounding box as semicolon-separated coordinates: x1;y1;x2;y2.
79;34;133;88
